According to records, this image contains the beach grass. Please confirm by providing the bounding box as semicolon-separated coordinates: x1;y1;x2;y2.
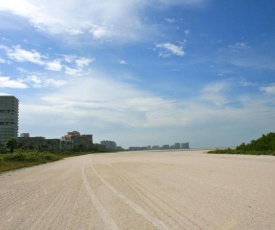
0;151;63;173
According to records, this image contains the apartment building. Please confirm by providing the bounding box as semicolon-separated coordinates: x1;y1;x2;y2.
17;134;61;151
61;131;93;150
100;140;117;151
0;95;19;146
181;142;190;149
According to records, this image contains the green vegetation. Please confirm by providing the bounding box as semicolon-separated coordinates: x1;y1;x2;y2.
208;132;275;156
0;149;98;173
0;150;63;173
5;137;18;153
0;136;123;173
0;139;122;173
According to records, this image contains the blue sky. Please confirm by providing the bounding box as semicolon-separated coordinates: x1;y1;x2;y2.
0;0;274;148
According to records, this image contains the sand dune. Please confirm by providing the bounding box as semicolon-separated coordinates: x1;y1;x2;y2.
0;150;274;229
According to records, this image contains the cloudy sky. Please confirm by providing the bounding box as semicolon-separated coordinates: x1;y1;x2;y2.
0;0;274;148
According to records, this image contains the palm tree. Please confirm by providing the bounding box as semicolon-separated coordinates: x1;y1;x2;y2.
5;138;18;153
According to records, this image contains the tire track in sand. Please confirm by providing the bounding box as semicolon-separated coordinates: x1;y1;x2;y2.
0;158;83;230
104;163;204;229
81;159;118;230
0;170;60;213
90;161;170;230
27;173;77;230
28;161;84;230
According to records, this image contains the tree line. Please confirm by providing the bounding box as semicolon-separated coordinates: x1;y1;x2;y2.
209;132;275;155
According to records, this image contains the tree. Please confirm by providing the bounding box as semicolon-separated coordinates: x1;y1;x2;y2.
5;138;18;153
235;132;275;151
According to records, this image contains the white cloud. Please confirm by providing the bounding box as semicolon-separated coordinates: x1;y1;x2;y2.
184;30;190;36
0;57;6;63
89;25;111;39
230;57;275;70
25;75;42;88
228;42;250;51
165;18;175;23
119;60;127;65
0;0;146;40
0;0;206;42
218;42;275;71
25;75;67;88
16;70;275;148
45;78;67;87
46;60;62;71
156;42;185;57
200;82;230;106
63;55;74;63
202;82;229;94
238;77;253;87
1;45;95;76
5;45;44;65
68;29;84;35
75;57;95;68
64;66;83;76
260;84;275;95
0;76;28;88
30;74;235;132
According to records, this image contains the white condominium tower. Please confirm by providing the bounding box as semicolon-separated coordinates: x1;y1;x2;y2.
0;95;19;146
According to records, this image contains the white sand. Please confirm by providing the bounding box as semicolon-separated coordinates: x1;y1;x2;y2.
0;150;274;229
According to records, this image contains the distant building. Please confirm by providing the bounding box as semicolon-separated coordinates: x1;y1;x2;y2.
116;146;124;151
100;140;117;151
17;135;61;151
20;133;30;138
181;142;190;149
152;145;160;150
174;143;181;149
94;143;106;152
161;145;170;150
17;136;45;148
126;142;190;151
128;146;139;151
128;146;150;151
0;95;19;146
17;131;94;151
61;131;93;150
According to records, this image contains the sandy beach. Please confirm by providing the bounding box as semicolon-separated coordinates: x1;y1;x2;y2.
0;150;274;229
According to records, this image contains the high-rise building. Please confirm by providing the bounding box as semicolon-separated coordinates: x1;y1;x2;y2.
181;142;190;149
0;96;19;146
174;143;181;149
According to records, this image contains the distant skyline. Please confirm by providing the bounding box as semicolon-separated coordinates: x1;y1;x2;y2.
0;0;274;148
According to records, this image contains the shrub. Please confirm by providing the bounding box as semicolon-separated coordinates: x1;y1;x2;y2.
40;153;61;162
208;132;275;156
2;151;62;163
